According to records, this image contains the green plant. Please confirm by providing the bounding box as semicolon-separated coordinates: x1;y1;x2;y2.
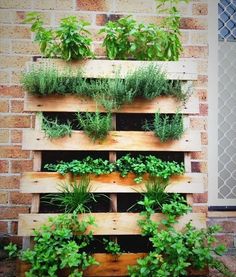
115;154;184;183
45;154;184;184
41;113;72;139
45;156;115;176
128;194;231;277
100;1;187;61
94;76;135;112
4;242;18;258
24;12;93;60
100;16;137;60
77;111;112;141
143;178;172;211
144;111;184;142
103;238;122;256
44;176;97;213
5;212;98;277
21;66;88;96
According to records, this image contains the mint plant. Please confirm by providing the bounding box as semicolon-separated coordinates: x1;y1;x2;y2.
128;194;231;277
5;212;98;277
103;238;122;256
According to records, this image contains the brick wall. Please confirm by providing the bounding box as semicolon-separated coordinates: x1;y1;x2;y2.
0;0;235;275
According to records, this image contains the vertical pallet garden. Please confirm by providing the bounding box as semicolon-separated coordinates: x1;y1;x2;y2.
18;59;207;276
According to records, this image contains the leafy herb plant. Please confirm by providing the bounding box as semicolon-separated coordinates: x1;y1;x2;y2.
5;212;98;277
100;10;185;61
41;113;72;139
77;111;112;141
128;194;230;277
44;176;97;213
100;16;137;60
22;65;188;106
144;111;184;142
103;238;122;256
24;12;93;60
45;154;185;184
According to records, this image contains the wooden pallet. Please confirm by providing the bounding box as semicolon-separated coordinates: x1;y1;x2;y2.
20;172;204;194
19;59;206;276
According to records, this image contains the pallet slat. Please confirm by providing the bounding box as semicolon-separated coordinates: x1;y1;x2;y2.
20;172;204;194
18;212;206;236
18;254;208;277
31;59;198;80
24;94;199;114
22;130;201;151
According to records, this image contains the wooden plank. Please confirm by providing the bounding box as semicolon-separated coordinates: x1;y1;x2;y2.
84;253;146;276
24;94;199;114
20;172;204;194
31;59;198;80
208;212;236;218
18;256;208;277
22;130;201;152
18;212;206;236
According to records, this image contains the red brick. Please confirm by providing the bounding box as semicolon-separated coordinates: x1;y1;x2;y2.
96;14;108;26
192;3;208;16
0;146;30;159
10;100;24;113
182;46;208;58
180;17;207;30
93;43;106;58
190;117;207;131
77;0;112;11
115;0;153;13
191;146;207;160
215;234;234;248
0;99;9;112
215;256;236;273
0;207;29;219
11;160;33;173
0;26;31;39
0;192;8;204
0;129;9;143
199;103;208;116
0;221;8;233
191;161;207;173
0;115;31;128
0;260;17;277
197;89;207;102
209;220;236;233
10;221;18;235
0;86;24;98
0;160;9;173
0;235;22;247
11;130;22;144
195;75;208;88
201;132;208;145
193;192;208;203
0;176;20;189
10;191;32;205
192;205;208;213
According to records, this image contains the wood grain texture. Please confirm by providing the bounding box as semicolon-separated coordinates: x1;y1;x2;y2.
18;212;206;236
22;130;201;152
20;172;204;194
18;255;208;277
24;94;199;114
30;59;198;80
